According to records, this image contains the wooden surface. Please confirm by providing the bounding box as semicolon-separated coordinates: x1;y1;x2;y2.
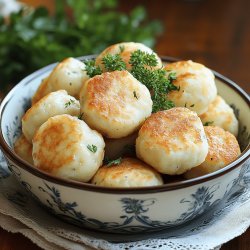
120;0;250;93
1;0;249;249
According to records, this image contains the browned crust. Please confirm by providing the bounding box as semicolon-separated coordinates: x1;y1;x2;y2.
199;96;234;125
13;134;33;164
164;60;204;71
33;115;81;173
31;78;49;105
83;71;136;117
139;107;203;153
92;157;162;185
204;126;241;165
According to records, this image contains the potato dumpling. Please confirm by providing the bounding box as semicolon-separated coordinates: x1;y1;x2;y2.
32;57;89;104
165;60;217;115
14;134;33;165
80;70;152;138
104;132;137;160
184;126;241;179
199;95;239;136
91;158;163;187
95;42;162;70
22;90;80;143
33;114;105;182
136;107;208;175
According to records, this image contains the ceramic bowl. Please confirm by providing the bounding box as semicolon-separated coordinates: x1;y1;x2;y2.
0;56;249;234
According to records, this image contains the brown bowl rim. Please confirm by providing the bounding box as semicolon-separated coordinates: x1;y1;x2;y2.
0;56;249;194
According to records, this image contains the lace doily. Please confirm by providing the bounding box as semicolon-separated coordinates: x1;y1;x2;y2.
0;154;249;250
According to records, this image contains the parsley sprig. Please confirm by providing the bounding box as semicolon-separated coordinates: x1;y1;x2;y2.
85;60;102;78
84;49;178;112
102;54;126;71
65;99;75;108
106;157;122;167
130;64;178;112
87;144;97;153
204;121;214;126
129;50;158;67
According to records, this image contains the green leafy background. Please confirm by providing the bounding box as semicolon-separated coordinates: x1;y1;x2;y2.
0;0;162;92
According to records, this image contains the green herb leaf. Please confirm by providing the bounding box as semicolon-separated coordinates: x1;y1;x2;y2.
102;54;127;71
152;94;175;113
84;60;103;77
190;104;195;107
204;121;214;126
106;157;122;167
129;50;158;67
133;91;138;99
65;99;75;108
0;2;163;93
87;144;97;153
78;113;83;120
130;50;177;112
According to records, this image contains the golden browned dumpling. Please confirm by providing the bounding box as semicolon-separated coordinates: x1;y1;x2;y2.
199;95;239;136
136;107;208;175
32;77;51;105
91;158;163;187
80;70;152;138
22;90;80;143
104;132;137;160
32;114;105;182
165;60;217;115
184;126;241;179
32;57;89;104
14;134;33;165
95;42;162;70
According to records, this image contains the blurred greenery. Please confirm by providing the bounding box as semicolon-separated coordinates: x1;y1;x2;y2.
0;0;163;92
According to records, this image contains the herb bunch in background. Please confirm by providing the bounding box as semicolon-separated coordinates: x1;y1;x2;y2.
0;0;163;92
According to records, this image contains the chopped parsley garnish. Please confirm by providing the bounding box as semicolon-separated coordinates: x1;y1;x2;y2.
87;144;97;153
129;50;158;67
204;121;214;126
102;54;127;71
85;60;102;77
106;157;122;167
133;91;138;99
65;99;75;108
83;49;178;112
190;104;195;107
78;113;83;120
167;71;177;81
152;95;175;113
130;64;177;112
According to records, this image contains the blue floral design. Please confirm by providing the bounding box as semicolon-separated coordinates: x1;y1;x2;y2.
230;103;250;151
6;115;22;147
5;97;30;147
33;181;221;233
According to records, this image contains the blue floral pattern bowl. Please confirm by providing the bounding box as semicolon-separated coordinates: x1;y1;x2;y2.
0;56;249;234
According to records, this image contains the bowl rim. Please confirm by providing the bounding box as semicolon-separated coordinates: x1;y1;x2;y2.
0;55;249;194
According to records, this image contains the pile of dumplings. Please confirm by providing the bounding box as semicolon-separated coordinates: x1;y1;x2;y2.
14;42;241;188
